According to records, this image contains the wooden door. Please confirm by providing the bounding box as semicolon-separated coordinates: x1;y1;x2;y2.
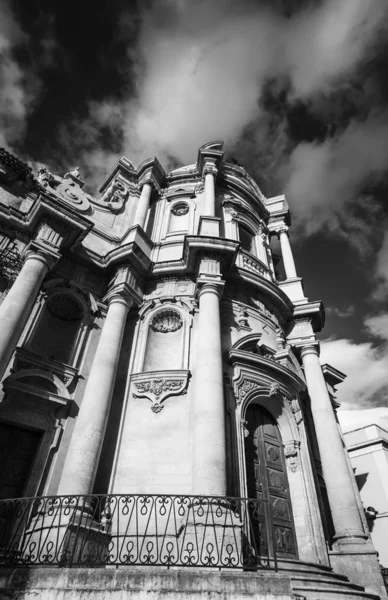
245;404;297;558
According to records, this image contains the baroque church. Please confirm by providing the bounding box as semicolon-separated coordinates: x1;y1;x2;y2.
0;142;385;599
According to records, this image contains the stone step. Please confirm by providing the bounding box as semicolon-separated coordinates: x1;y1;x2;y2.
292;584;380;600
291;576;365;591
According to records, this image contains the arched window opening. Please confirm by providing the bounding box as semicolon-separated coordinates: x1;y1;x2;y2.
168;202;190;233
27;292;84;364
245;404;297;559
239;223;256;255
143;309;184;371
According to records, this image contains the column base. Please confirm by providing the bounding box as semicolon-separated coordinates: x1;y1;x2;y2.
329;549;387;599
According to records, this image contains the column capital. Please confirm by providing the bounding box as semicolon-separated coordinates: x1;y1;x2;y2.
138;178;155;191
276;224;289;237
197;280;225;300
300;343;320;360
24;240;61;271
104;265;137;307
202;157;218;178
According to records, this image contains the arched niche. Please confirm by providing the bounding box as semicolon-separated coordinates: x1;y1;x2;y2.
143;307;184;372
132;300;193;374
26;288;88;366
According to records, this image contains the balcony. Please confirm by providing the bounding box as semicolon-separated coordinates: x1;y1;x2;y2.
0;494;276;570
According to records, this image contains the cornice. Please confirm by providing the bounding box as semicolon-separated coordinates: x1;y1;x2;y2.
219;164;269;220
292;300;325;332
0;191;93;250
228;348;306;393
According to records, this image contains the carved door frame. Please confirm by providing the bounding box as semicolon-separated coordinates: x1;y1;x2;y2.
245;403;298;559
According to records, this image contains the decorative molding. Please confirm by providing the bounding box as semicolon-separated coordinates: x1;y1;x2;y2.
171;202;189;216
269;382;281;397
284;440;301;473
236;379;260;405
150;309;183;333
236;305;251;331
202;158;218;177
95;178;134;213
241;254;267;276
12;347;79;389
241;419;249;437
131;369;190;413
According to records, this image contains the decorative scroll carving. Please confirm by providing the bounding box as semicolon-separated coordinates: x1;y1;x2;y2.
132;370;190;413
283;441;300;473
195;181;205;195
269;383;281;397
237;380;259;405
150;309;183;333
171;202;189;216
98;179;131;213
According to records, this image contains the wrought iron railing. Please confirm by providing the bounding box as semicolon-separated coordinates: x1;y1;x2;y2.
0;494;276;570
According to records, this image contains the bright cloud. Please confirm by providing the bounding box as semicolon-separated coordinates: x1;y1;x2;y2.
320;313;388;410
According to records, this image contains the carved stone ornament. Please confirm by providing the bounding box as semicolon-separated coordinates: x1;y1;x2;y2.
276;328;286;351
171;202;189;216
150;309;183;333
241;419;249;438
269;382;281;397
242;255;266;276
237;380;259;405
132;370;190;413
96;178;132;213
284;441;300;473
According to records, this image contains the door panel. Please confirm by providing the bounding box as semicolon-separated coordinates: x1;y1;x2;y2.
245;404;297;559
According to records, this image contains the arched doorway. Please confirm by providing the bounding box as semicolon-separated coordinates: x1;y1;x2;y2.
245;403;298;559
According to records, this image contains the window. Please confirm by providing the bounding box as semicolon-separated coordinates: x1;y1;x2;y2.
239;223;256;255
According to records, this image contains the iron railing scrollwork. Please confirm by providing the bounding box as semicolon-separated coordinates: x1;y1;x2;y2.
0;494;277;570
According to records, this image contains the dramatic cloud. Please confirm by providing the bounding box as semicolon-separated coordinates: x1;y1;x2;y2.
320;313;388;410
285;111;388;236
79;0;388;178
0;0;29;148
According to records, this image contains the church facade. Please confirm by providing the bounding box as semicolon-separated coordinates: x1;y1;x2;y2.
0;142;385;599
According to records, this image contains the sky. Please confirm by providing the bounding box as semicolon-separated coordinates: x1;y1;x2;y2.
1;0;388;430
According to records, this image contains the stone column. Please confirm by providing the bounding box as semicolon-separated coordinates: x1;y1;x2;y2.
277;225;297;279
203;159;218;217
133;181;153;229
0;242;60;382
192;276;226;496
301;344;367;547
57;283;131;496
